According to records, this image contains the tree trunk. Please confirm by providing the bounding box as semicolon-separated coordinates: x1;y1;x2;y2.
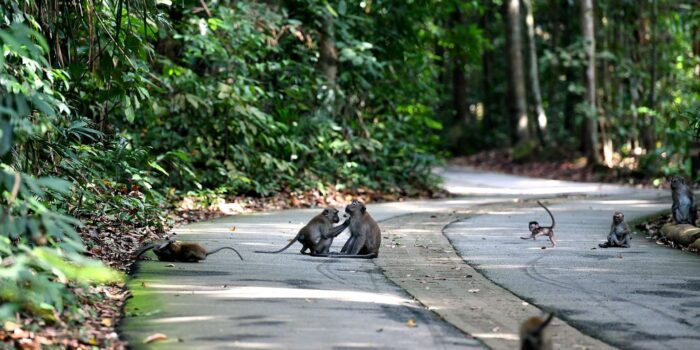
505;0;530;143
643;0;658;151
523;0;547;146
546;0;560;125
452;10;470;125
319;14;337;84
581;0;601;164
481;1;495;131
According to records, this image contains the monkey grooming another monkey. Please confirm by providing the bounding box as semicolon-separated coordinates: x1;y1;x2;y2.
670;176;697;226
255;208;348;255
315;200;381;259
520;313;554;350
135;236;243;262
599;211;631;248
521;201;557;247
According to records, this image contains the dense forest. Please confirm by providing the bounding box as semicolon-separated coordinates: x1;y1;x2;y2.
1;0;699;347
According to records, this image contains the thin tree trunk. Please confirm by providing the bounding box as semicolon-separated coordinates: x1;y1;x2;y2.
452;10;470;125
643;0;658;151
481;1;496;131
581;0;601;164
319;14;337;84
546;0;560;125
506;0;530;143
523;0;547;146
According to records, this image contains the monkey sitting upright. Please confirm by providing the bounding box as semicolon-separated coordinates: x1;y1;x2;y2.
599;211;630;248
521;201;557;247
670;176;697;226
315;200;381;259
135;236;244;262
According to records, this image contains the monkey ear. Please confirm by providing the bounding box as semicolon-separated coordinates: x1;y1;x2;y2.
323;209;329;215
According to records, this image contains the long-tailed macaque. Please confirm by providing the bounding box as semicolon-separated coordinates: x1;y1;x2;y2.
315;200;381;259
521;201;557;247
135;237;243;262
519;313;554;350
670;176;697;226
599;211;630;248
255;208;348;255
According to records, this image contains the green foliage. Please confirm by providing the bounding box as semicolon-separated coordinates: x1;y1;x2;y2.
0;24;121;322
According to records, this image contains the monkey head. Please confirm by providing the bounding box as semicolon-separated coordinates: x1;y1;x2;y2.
528;221;540;232
612;211;625;224
669;176;686;190
322;207;340;223
345;200;366;216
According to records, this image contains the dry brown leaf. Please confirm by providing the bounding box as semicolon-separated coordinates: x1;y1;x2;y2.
144;333;168;344
4;321;20;332
229;226;236;232
406;318;417;328
101;318;112;327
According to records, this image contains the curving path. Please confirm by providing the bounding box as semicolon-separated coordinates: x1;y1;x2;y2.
121;166;699;349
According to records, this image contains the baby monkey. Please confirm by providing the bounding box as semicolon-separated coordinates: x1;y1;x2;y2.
135;236;244;262
598;211;630;248
521;201;557;247
520;313;554;350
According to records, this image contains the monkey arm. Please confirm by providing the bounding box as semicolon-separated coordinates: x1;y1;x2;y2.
322;220;350;239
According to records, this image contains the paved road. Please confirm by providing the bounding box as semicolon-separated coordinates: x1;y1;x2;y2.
122;166;698;349
444;196;700;350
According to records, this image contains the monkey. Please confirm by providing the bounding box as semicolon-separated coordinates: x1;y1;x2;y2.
255;208;349;255
519;313;554;350
521;201;557;247
599;211;631;248
135;236;243;262
314;200;381;259
670;176;697;226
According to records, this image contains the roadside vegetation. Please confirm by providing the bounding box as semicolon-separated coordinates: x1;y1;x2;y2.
1;0;698;348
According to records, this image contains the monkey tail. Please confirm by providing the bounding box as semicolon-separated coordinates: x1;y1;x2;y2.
312;253;377;259
537;201;555;228
207;246;244;260
254;235;299;254
134;243;156;259
535;313;554;334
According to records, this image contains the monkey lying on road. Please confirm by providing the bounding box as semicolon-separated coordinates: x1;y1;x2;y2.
521;201;557;247
599;211;630;248
135;236;243;262
314;200;381;259
255;208;349;255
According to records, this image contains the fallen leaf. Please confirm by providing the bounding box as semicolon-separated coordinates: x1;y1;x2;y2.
101;318;112;327
229;226;236;232
144;333;168;344
4;321;20;332
406;318;417;328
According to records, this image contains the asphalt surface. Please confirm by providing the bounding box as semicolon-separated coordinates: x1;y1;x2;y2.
121;166;698;349
444;196;700;350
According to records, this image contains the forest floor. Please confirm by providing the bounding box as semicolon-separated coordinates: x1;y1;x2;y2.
454;149;659;188
121;167;700;350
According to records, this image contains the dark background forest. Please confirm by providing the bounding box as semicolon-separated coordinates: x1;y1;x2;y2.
1;0;699;347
